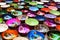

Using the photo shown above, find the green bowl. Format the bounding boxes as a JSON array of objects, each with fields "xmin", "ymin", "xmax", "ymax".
[
  {"xmin": 11, "ymin": 11, "xmax": 22, "ymax": 16},
  {"xmin": 0, "ymin": 10, "xmax": 7, "ymax": 14},
  {"xmin": 36, "ymin": 4, "xmax": 44, "ymax": 8},
  {"xmin": 0, "ymin": 18, "xmax": 3, "ymax": 23},
  {"xmin": 50, "ymin": 10, "xmax": 60, "ymax": 16},
  {"xmin": 25, "ymin": 18, "xmax": 39, "ymax": 26},
  {"xmin": 29, "ymin": 1, "xmax": 37, "ymax": 5}
]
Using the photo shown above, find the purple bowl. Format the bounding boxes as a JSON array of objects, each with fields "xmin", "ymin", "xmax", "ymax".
[
  {"xmin": 18, "ymin": 24, "xmax": 30, "ymax": 34},
  {"xmin": 44, "ymin": 14, "xmax": 57, "ymax": 19}
]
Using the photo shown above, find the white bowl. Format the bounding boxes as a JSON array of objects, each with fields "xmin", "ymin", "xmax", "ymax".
[
  {"xmin": 0, "ymin": 24, "xmax": 8, "ymax": 32},
  {"xmin": 53, "ymin": 0, "xmax": 60, "ymax": 2},
  {"xmin": 0, "ymin": 2, "xmax": 6, "ymax": 5},
  {"xmin": 1, "ymin": 5, "xmax": 10, "ymax": 8},
  {"xmin": 36, "ymin": 2, "xmax": 44, "ymax": 4}
]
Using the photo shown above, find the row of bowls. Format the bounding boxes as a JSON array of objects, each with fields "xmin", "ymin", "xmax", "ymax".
[{"xmin": 0, "ymin": 1, "xmax": 60, "ymax": 40}]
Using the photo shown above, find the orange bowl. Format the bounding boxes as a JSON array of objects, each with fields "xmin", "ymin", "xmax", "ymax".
[
  {"xmin": 1, "ymin": 29, "xmax": 18, "ymax": 40},
  {"xmin": 56, "ymin": 25, "xmax": 60, "ymax": 31},
  {"xmin": 54, "ymin": 17, "xmax": 60, "ymax": 24}
]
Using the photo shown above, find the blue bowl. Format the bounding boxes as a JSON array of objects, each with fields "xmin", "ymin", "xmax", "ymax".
[
  {"xmin": 35, "ymin": 15, "xmax": 46, "ymax": 21},
  {"xmin": 29, "ymin": 6, "xmax": 39, "ymax": 11},
  {"xmin": 2, "ymin": 14, "xmax": 13, "ymax": 20},
  {"xmin": 28, "ymin": 30, "xmax": 44, "ymax": 40}
]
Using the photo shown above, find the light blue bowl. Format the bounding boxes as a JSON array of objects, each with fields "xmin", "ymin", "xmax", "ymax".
[{"xmin": 29, "ymin": 6, "xmax": 39, "ymax": 11}]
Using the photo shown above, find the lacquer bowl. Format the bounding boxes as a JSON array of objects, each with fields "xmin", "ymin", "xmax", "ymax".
[
  {"xmin": 6, "ymin": 18, "xmax": 20, "ymax": 27},
  {"xmin": 27, "ymin": 30, "xmax": 44, "ymax": 40},
  {"xmin": 1, "ymin": 29, "xmax": 18, "ymax": 40}
]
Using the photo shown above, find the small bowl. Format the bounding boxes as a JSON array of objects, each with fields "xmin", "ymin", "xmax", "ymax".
[
  {"xmin": 0, "ymin": 2, "xmax": 6, "ymax": 5},
  {"xmin": 44, "ymin": 19, "xmax": 56, "ymax": 27},
  {"xmin": 44, "ymin": 14, "xmax": 57, "ymax": 19},
  {"xmin": 27, "ymin": 30, "xmax": 44, "ymax": 40},
  {"xmin": 35, "ymin": 15, "xmax": 46, "ymax": 21},
  {"xmin": 25, "ymin": 18, "xmax": 39, "ymax": 26},
  {"xmin": 48, "ymin": 31, "xmax": 60, "ymax": 40},
  {"xmin": 6, "ymin": 18, "xmax": 20, "ymax": 27},
  {"xmin": 1, "ymin": 5, "xmax": 10, "ymax": 8},
  {"xmin": 54, "ymin": 17, "xmax": 60, "ymax": 24},
  {"xmin": 0, "ymin": 24, "xmax": 8, "ymax": 32},
  {"xmin": 29, "ymin": 6, "xmax": 39, "ymax": 11},
  {"xmin": 18, "ymin": 24, "xmax": 30, "ymax": 34},
  {"xmin": 2, "ymin": 14, "xmax": 13, "ymax": 20},
  {"xmin": 1, "ymin": 29, "xmax": 18, "ymax": 40},
  {"xmin": 11, "ymin": 11, "xmax": 22, "ymax": 16},
  {"xmin": 37, "ymin": 11, "xmax": 45, "ymax": 15}
]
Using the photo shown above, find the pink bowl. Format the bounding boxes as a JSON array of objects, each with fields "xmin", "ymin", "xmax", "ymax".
[
  {"xmin": 6, "ymin": 18, "xmax": 20, "ymax": 27},
  {"xmin": 18, "ymin": 24, "xmax": 30, "ymax": 34}
]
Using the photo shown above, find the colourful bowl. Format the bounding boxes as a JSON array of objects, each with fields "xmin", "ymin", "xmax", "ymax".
[
  {"xmin": 0, "ymin": 10, "xmax": 7, "ymax": 14},
  {"xmin": 7, "ymin": 7, "xmax": 15, "ymax": 12},
  {"xmin": 11, "ymin": 11, "xmax": 22, "ymax": 16},
  {"xmin": 35, "ymin": 15, "xmax": 46, "ymax": 21},
  {"xmin": 56, "ymin": 25, "xmax": 60, "ymax": 31},
  {"xmin": 29, "ymin": 6, "xmax": 39, "ymax": 11},
  {"xmin": 13, "ymin": 0, "xmax": 19, "ymax": 2},
  {"xmin": 27, "ymin": 11, "xmax": 36, "ymax": 17},
  {"xmin": 1, "ymin": 4, "xmax": 10, "ymax": 8},
  {"xmin": 25, "ymin": 18, "xmax": 39, "ymax": 26},
  {"xmin": 17, "ymin": 15, "xmax": 26, "ymax": 20},
  {"xmin": 36, "ymin": 4, "xmax": 44, "ymax": 8},
  {"xmin": 20, "ymin": 2, "xmax": 25, "ymax": 5},
  {"xmin": 44, "ymin": 14, "xmax": 57, "ymax": 19},
  {"xmin": 48, "ymin": 31, "xmax": 60, "ymax": 40},
  {"xmin": 41, "ymin": 8, "xmax": 50, "ymax": 12},
  {"xmin": 44, "ymin": 20, "xmax": 56, "ymax": 27},
  {"xmin": 54, "ymin": 17, "xmax": 60, "ymax": 24},
  {"xmin": 0, "ymin": 18, "xmax": 3, "ymax": 23},
  {"xmin": 35, "ymin": 24, "xmax": 49, "ymax": 33},
  {"xmin": 18, "ymin": 6, "xmax": 24, "ymax": 9},
  {"xmin": 53, "ymin": 0, "xmax": 60, "ymax": 2},
  {"xmin": 56, "ymin": 5, "xmax": 60, "ymax": 8},
  {"xmin": 2, "ymin": 14, "xmax": 13, "ymax": 20},
  {"xmin": 50, "ymin": 10, "xmax": 60, "ymax": 16},
  {"xmin": 37, "ymin": 11, "xmax": 45, "ymax": 15},
  {"xmin": 1, "ymin": 29, "xmax": 18, "ymax": 40},
  {"xmin": 5, "ymin": 1, "xmax": 13, "ymax": 3},
  {"xmin": 29, "ymin": 1, "xmax": 37, "ymax": 5},
  {"xmin": 18, "ymin": 24, "xmax": 30, "ymax": 34},
  {"xmin": 28, "ymin": 30, "xmax": 44, "ymax": 40},
  {"xmin": 21, "ymin": 9, "xmax": 28, "ymax": 13},
  {"xmin": 0, "ymin": 2, "xmax": 6, "ymax": 5},
  {"xmin": 6, "ymin": 18, "xmax": 20, "ymax": 27},
  {"xmin": 48, "ymin": 6, "xmax": 58, "ymax": 10},
  {"xmin": 0, "ymin": 24, "xmax": 8, "ymax": 32},
  {"xmin": 11, "ymin": 3, "xmax": 18, "ymax": 8},
  {"xmin": 36, "ymin": 2, "xmax": 44, "ymax": 4}
]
